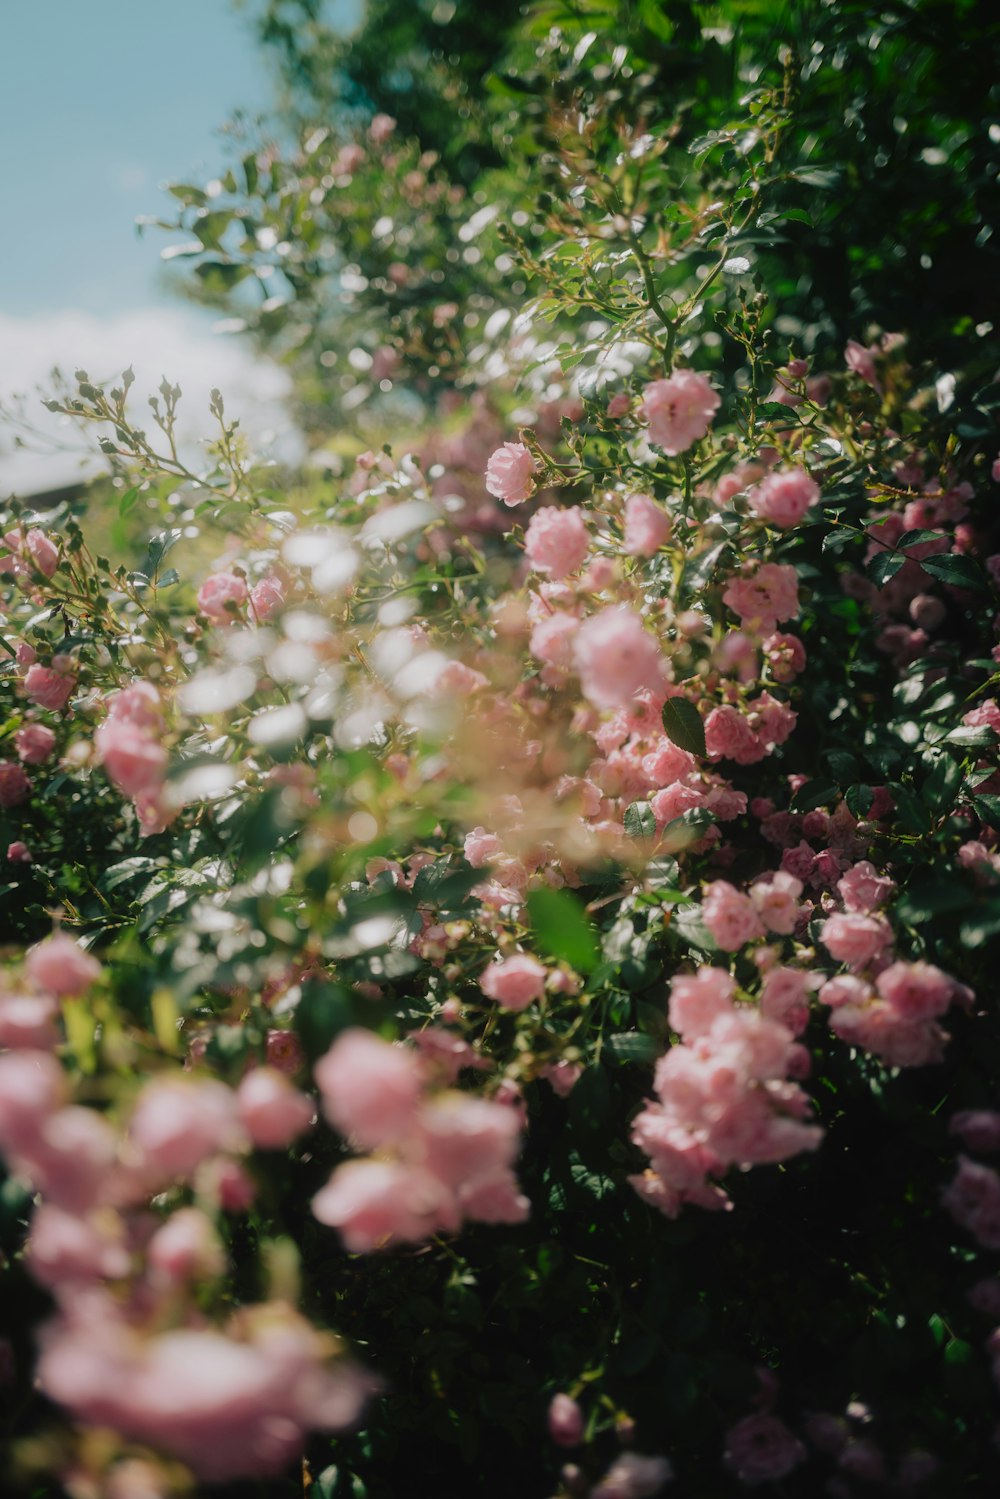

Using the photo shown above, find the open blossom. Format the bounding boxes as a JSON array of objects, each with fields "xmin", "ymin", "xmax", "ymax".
[
  {"xmin": 485, "ymin": 442, "xmax": 537, "ymax": 505},
  {"xmin": 837, "ymin": 861, "xmax": 895, "ymax": 912},
  {"xmin": 722, "ymin": 563, "xmax": 800, "ymax": 636},
  {"xmin": 237, "ymin": 1067, "xmax": 314, "ymax": 1149},
  {"xmin": 623, "ymin": 493, "xmax": 672, "ymax": 556},
  {"xmin": 197, "ymin": 571, "xmax": 248, "ymax": 624},
  {"xmin": 638, "ymin": 369, "xmax": 720, "ymax": 455},
  {"xmin": 26, "ymin": 933, "xmax": 102, "ymax": 999},
  {"xmin": 943, "ymin": 1157, "xmax": 1000, "ymax": 1249},
  {"xmin": 14, "ymin": 723, "xmax": 56, "ymax": 764},
  {"xmin": 747, "ymin": 466, "xmax": 820, "ymax": 528},
  {"xmin": 724, "ymin": 1414, "xmax": 806, "ymax": 1485},
  {"xmin": 702, "ymin": 881, "xmax": 764, "ymax": 951},
  {"xmin": 0, "ymin": 761, "xmax": 31, "ymax": 807},
  {"xmin": 23, "ymin": 663, "xmax": 75, "ymax": 712},
  {"xmin": 548, "ymin": 1392, "xmax": 584, "ymax": 1447},
  {"xmin": 750, "ymin": 871, "xmax": 803, "ymax": 935},
  {"xmin": 573, "ymin": 606, "xmax": 665, "ymax": 709},
  {"xmin": 523, "ymin": 506, "xmax": 590, "ymax": 577},
  {"xmin": 315, "ymin": 1028, "xmax": 423, "ymax": 1149},
  {"xmin": 705, "ymin": 705, "xmax": 764, "ymax": 764},
  {"xmin": 668, "ymin": 968, "xmax": 735, "ymax": 1039},
  {"xmin": 820, "ymin": 912, "xmax": 893, "ymax": 970},
  {"xmin": 845, "ymin": 338, "xmax": 881, "ymax": 392},
  {"xmin": 3, "ymin": 526, "xmax": 59, "ymax": 579},
  {"xmin": 763, "ymin": 632, "xmax": 806, "ymax": 683},
  {"xmin": 250, "ymin": 575, "xmax": 285, "ymax": 620},
  {"xmin": 128, "ymin": 1076, "xmax": 243, "ymax": 1181},
  {"xmin": 480, "ymin": 953, "xmax": 547, "ymax": 1011},
  {"xmin": 96, "ymin": 720, "xmax": 168, "ymax": 800}
]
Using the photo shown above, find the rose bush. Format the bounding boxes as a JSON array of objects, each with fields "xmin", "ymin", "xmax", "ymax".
[{"xmin": 2, "ymin": 3, "xmax": 1000, "ymax": 1497}]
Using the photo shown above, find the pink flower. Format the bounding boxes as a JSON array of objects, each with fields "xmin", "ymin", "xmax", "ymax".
[
  {"xmin": 314, "ymin": 1028, "xmax": 423, "ymax": 1149},
  {"xmin": 147, "ymin": 1207, "xmax": 225, "ymax": 1284},
  {"xmin": 250, "ymin": 575, "xmax": 285, "ymax": 620},
  {"xmin": 464, "ymin": 827, "xmax": 503, "ymax": 867},
  {"xmin": 747, "ymin": 466, "xmax": 820, "ymax": 528},
  {"xmin": 197, "ymin": 571, "xmax": 248, "ymax": 624},
  {"xmin": 992, "ymin": 455, "xmax": 1000, "ymax": 484},
  {"xmin": 950, "ymin": 1110, "xmax": 1000, "ymax": 1153},
  {"xmin": 0, "ymin": 761, "xmax": 31, "ymax": 808},
  {"xmin": 313, "ymin": 1159, "xmax": 455, "ymax": 1249},
  {"xmin": 485, "ymin": 442, "xmax": 537, "ymax": 506},
  {"xmin": 237, "ymin": 1067, "xmax": 314, "ymax": 1149},
  {"xmin": 3, "ymin": 526, "xmax": 59, "ymax": 579},
  {"xmin": 95, "ymin": 719, "xmax": 168, "ymax": 800},
  {"xmin": 702, "ymin": 880, "xmax": 764, "ymax": 951},
  {"xmin": 369, "ymin": 112, "xmax": 396, "ymax": 142},
  {"xmin": 607, "ymin": 392, "xmax": 632, "ymax": 419},
  {"xmin": 523, "ymin": 506, "xmax": 590, "ymax": 577},
  {"xmin": 592, "ymin": 1452, "xmax": 673, "ymax": 1498},
  {"xmin": 820, "ymin": 912, "xmax": 893, "ymax": 970},
  {"xmin": 638, "ymin": 370, "xmax": 720, "ymax": 455},
  {"xmin": 750, "ymin": 871, "xmax": 803, "ymax": 935},
  {"xmin": 26, "ymin": 933, "xmax": 101, "ymax": 998},
  {"xmin": 0, "ymin": 993, "xmax": 57, "ymax": 1048},
  {"xmin": 704, "ymin": 705, "xmax": 764, "ymax": 764},
  {"xmin": 763, "ymin": 632, "xmax": 806, "ymax": 683},
  {"xmin": 837, "ymin": 861, "xmax": 895, "ymax": 913},
  {"xmin": 480, "ymin": 953, "xmax": 547, "ymax": 1011},
  {"xmin": 530, "ymin": 611, "xmax": 578, "ymax": 670},
  {"xmin": 942, "ymin": 1157, "xmax": 1000, "ymax": 1249},
  {"xmin": 668, "ymin": 968, "xmax": 735, "ymax": 1039},
  {"xmin": 875, "ymin": 960, "xmax": 953, "ymax": 1019},
  {"xmin": 845, "ymin": 338, "xmax": 881, "ymax": 393},
  {"xmin": 23, "ymin": 664, "xmax": 75, "ymax": 712},
  {"xmin": 724, "ymin": 1414, "xmax": 806, "ymax": 1485},
  {"xmin": 759, "ymin": 967, "xmax": 812, "ymax": 1035},
  {"xmin": 573, "ymin": 606, "xmax": 665, "ymax": 709},
  {"xmin": 129, "ymin": 1076, "xmax": 242, "ymax": 1181},
  {"xmin": 548, "ymin": 1392, "xmax": 584, "ymax": 1447},
  {"xmin": 623, "ymin": 493, "xmax": 672, "ymax": 557},
  {"xmin": 107, "ymin": 681, "xmax": 164, "ymax": 731},
  {"xmin": 14, "ymin": 723, "xmax": 56, "ymax": 764},
  {"xmin": 723, "ymin": 563, "xmax": 800, "ymax": 636},
  {"xmin": 6, "ymin": 841, "xmax": 32, "ymax": 865}
]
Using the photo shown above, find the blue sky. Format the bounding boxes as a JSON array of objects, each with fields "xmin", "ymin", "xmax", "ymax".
[
  {"xmin": 0, "ymin": 1, "xmax": 356, "ymax": 492},
  {"xmin": 0, "ymin": 0, "xmax": 309, "ymax": 316}
]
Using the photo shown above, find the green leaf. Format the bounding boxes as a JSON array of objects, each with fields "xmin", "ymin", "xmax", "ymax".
[
  {"xmin": 946, "ymin": 725, "xmax": 997, "ymax": 748},
  {"xmin": 624, "ymin": 801, "xmax": 656, "ymax": 839},
  {"xmin": 973, "ymin": 794, "xmax": 1000, "ymax": 829},
  {"xmin": 604, "ymin": 1031, "xmax": 659, "ymax": 1065},
  {"xmin": 661, "ymin": 698, "xmax": 706, "ymax": 757},
  {"xmin": 117, "ymin": 486, "xmax": 141, "ymax": 518},
  {"xmin": 919, "ymin": 552, "xmax": 989, "ymax": 592},
  {"xmin": 867, "ymin": 550, "xmax": 906, "ymax": 588},
  {"xmin": 921, "ymin": 754, "xmax": 961, "ymax": 812},
  {"xmin": 526, "ymin": 887, "xmax": 600, "ymax": 974},
  {"xmin": 896, "ymin": 881, "xmax": 972, "ymax": 925}
]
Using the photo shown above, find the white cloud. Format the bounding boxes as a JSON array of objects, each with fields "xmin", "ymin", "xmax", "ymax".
[{"xmin": 0, "ymin": 307, "xmax": 300, "ymax": 498}]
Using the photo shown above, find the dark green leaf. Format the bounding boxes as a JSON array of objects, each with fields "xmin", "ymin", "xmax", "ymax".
[
  {"xmin": 526, "ymin": 887, "xmax": 600, "ymax": 974},
  {"xmin": 661, "ymin": 698, "xmax": 706, "ymax": 757}
]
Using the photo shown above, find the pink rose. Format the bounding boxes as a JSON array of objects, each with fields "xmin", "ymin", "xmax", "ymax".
[
  {"xmin": 523, "ymin": 506, "xmax": 590, "ymax": 577},
  {"xmin": 314, "ymin": 1028, "xmax": 423, "ymax": 1148},
  {"xmin": 95, "ymin": 719, "xmax": 168, "ymax": 800},
  {"xmin": 763, "ymin": 632, "xmax": 806, "ymax": 683},
  {"xmin": 722, "ymin": 563, "xmax": 800, "ymax": 636},
  {"xmin": 3, "ymin": 527, "xmax": 59, "ymax": 579},
  {"xmin": 573, "ymin": 606, "xmax": 665, "ymax": 709},
  {"xmin": 724, "ymin": 1414, "xmax": 806, "ymax": 1485},
  {"xmin": 668, "ymin": 968, "xmax": 735, "ymax": 1039},
  {"xmin": 480, "ymin": 953, "xmax": 547, "ymax": 1011},
  {"xmin": 14, "ymin": 723, "xmax": 56, "ymax": 764},
  {"xmin": 874, "ymin": 960, "xmax": 953, "ymax": 1020},
  {"xmin": 485, "ymin": 442, "xmax": 537, "ymax": 506},
  {"xmin": 25, "ymin": 933, "xmax": 101, "ymax": 998},
  {"xmin": 845, "ymin": 338, "xmax": 881, "ymax": 393},
  {"xmin": 197, "ymin": 571, "xmax": 248, "ymax": 624},
  {"xmin": 129, "ymin": 1076, "xmax": 242, "ymax": 1181},
  {"xmin": 250, "ymin": 575, "xmax": 285, "ymax": 621},
  {"xmin": 623, "ymin": 493, "xmax": 672, "ymax": 557},
  {"xmin": 6, "ymin": 840, "xmax": 32, "ymax": 864},
  {"xmin": 548, "ymin": 1393, "xmax": 584, "ymax": 1447},
  {"xmin": 820, "ymin": 912, "xmax": 893, "ymax": 971},
  {"xmin": 837, "ymin": 861, "xmax": 895, "ymax": 913},
  {"xmin": 702, "ymin": 880, "xmax": 764, "ymax": 951},
  {"xmin": 0, "ymin": 762, "xmax": 31, "ymax": 808},
  {"xmin": 747, "ymin": 466, "xmax": 820, "ymax": 528},
  {"xmin": 23, "ymin": 664, "xmax": 75, "ymax": 712},
  {"xmin": 638, "ymin": 369, "xmax": 720, "ymax": 455},
  {"xmin": 237, "ymin": 1067, "xmax": 314, "ymax": 1149}
]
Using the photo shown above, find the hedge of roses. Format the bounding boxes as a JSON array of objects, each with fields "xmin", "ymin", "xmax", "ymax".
[{"xmin": 2, "ymin": 4, "xmax": 1000, "ymax": 1497}]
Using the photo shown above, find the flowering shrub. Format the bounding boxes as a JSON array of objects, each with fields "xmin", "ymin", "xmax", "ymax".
[{"xmin": 3, "ymin": 4, "xmax": 1000, "ymax": 1497}]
